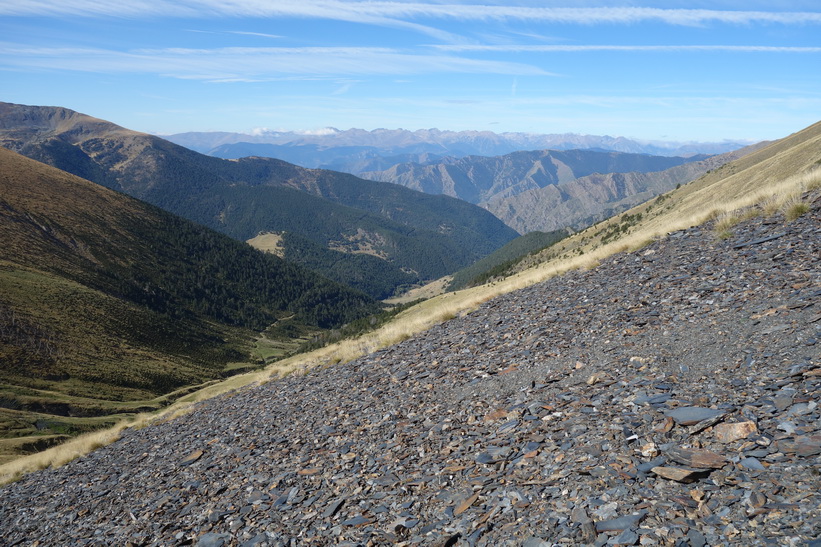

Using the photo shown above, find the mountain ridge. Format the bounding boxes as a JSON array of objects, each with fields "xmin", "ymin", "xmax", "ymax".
[
  {"xmin": 166, "ymin": 127, "xmax": 748, "ymax": 163},
  {"xmin": 362, "ymin": 148, "xmax": 708, "ymax": 205},
  {"xmin": 482, "ymin": 146, "xmax": 762, "ymax": 234},
  {"xmin": 165, "ymin": 127, "xmax": 748, "ymax": 177},
  {"xmin": 0, "ymin": 102, "xmax": 518, "ymax": 298}
]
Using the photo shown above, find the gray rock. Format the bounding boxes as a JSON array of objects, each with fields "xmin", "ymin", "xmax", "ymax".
[
  {"xmin": 196, "ymin": 533, "xmax": 231, "ymax": 547},
  {"xmin": 595, "ymin": 510, "xmax": 648, "ymax": 532},
  {"xmin": 663, "ymin": 407, "xmax": 725, "ymax": 425},
  {"xmin": 607, "ymin": 527, "xmax": 639, "ymax": 545}
]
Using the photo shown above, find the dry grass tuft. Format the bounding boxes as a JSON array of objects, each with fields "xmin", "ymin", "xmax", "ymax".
[
  {"xmin": 713, "ymin": 211, "xmax": 742, "ymax": 238},
  {"xmin": 0, "ymin": 422, "xmax": 131, "ymax": 485},
  {"xmin": 782, "ymin": 195, "xmax": 810, "ymax": 221}
]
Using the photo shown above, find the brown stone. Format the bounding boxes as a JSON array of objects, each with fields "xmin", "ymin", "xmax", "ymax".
[
  {"xmin": 454, "ymin": 492, "xmax": 480, "ymax": 516},
  {"xmin": 180, "ymin": 449, "xmax": 204, "ymax": 466},
  {"xmin": 665, "ymin": 446, "xmax": 727, "ymax": 469},
  {"xmin": 652, "ymin": 466, "xmax": 703, "ymax": 483},
  {"xmin": 713, "ymin": 421, "xmax": 757, "ymax": 443},
  {"xmin": 776, "ymin": 435, "xmax": 821, "ymax": 456},
  {"xmin": 484, "ymin": 409, "xmax": 509, "ymax": 422}
]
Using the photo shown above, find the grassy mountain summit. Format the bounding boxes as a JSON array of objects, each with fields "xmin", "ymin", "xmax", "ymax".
[
  {"xmin": 0, "ymin": 146, "xmax": 379, "ymax": 460},
  {"xmin": 0, "ymin": 102, "xmax": 519, "ymax": 297}
]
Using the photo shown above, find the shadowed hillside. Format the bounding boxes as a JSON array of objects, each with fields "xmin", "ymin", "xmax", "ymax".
[
  {"xmin": 0, "ymin": 102, "xmax": 519, "ymax": 297},
  {"xmin": 0, "ymin": 146, "xmax": 378, "ymax": 461}
]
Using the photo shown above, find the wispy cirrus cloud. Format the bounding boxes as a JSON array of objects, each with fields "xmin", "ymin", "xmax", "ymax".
[
  {"xmin": 432, "ymin": 44, "xmax": 821, "ymax": 53},
  {"xmin": 3, "ymin": 2, "xmax": 820, "ymax": 27},
  {"xmin": 226, "ymin": 31, "xmax": 284, "ymax": 39},
  {"xmin": 184, "ymin": 30, "xmax": 283, "ymax": 39},
  {"xmin": 0, "ymin": 44, "xmax": 553, "ymax": 79}
]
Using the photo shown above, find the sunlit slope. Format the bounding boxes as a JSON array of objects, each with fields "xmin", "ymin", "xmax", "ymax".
[{"xmin": 344, "ymin": 118, "xmax": 821, "ymax": 355}]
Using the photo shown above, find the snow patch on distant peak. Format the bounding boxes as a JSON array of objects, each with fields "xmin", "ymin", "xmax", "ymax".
[
  {"xmin": 295, "ymin": 127, "xmax": 340, "ymax": 136},
  {"xmin": 249, "ymin": 127, "xmax": 274, "ymax": 136}
]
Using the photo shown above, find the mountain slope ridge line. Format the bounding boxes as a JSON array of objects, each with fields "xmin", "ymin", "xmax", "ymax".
[
  {"xmin": 0, "ymin": 183, "xmax": 818, "ymax": 544},
  {"xmin": 1, "ymin": 118, "xmax": 818, "ymax": 485},
  {"xmin": 0, "ymin": 101, "xmax": 519, "ymax": 298}
]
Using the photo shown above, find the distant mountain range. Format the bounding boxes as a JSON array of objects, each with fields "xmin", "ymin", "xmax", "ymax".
[
  {"xmin": 0, "ymin": 102, "xmax": 518, "ymax": 299},
  {"xmin": 164, "ymin": 128, "xmax": 750, "ymax": 174},
  {"xmin": 364, "ymin": 146, "xmax": 762, "ymax": 234},
  {"xmin": 481, "ymin": 148, "xmax": 760, "ymax": 233},
  {"xmin": 362, "ymin": 149, "xmax": 707, "ymax": 205},
  {"xmin": 163, "ymin": 126, "xmax": 757, "ymax": 237}
]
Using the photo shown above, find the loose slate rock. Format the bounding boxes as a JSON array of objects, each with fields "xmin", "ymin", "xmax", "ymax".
[
  {"xmin": 665, "ymin": 446, "xmax": 728, "ymax": 469},
  {"xmin": 776, "ymin": 435, "xmax": 821, "ymax": 456},
  {"xmin": 713, "ymin": 421, "xmax": 757, "ymax": 443},
  {"xmin": 180, "ymin": 449, "xmax": 204, "ymax": 466},
  {"xmin": 608, "ymin": 527, "xmax": 639, "ymax": 546},
  {"xmin": 595, "ymin": 510, "xmax": 647, "ymax": 532},
  {"xmin": 196, "ymin": 532, "xmax": 230, "ymax": 547},
  {"xmin": 664, "ymin": 407, "xmax": 725, "ymax": 426},
  {"xmin": 651, "ymin": 466, "xmax": 706, "ymax": 483},
  {"xmin": 323, "ymin": 498, "xmax": 345, "ymax": 518},
  {"xmin": 454, "ymin": 491, "xmax": 481, "ymax": 516}
]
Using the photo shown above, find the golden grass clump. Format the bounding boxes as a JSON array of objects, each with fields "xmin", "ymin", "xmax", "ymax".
[
  {"xmin": 782, "ymin": 194, "xmax": 810, "ymax": 221},
  {"xmin": 713, "ymin": 211, "xmax": 742, "ymax": 238},
  {"xmin": 0, "ymin": 421, "xmax": 131, "ymax": 485}
]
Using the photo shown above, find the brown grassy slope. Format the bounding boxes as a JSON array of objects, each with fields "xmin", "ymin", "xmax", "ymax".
[
  {"xmin": 0, "ymin": 144, "xmax": 147, "ymax": 273},
  {"xmin": 0, "ymin": 147, "xmax": 254, "ymax": 460}
]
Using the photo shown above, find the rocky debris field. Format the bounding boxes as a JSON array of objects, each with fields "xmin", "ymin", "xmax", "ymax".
[{"xmin": 1, "ymin": 192, "xmax": 819, "ymax": 547}]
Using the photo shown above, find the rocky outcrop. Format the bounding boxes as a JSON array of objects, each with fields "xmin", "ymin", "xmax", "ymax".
[
  {"xmin": 482, "ymin": 159, "xmax": 719, "ymax": 234},
  {"xmin": 364, "ymin": 147, "xmax": 761, "ymax": 235}
]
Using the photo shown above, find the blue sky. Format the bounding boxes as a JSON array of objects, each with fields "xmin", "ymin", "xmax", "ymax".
[{"xmin": 1, "ymin": 1, "xmax": 820, "ymax": 142}]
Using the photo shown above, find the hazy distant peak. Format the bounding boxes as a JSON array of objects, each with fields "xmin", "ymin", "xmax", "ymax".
[{"xmin": 167, "ymin": 126, "xmax": 748, "ymax": 157}]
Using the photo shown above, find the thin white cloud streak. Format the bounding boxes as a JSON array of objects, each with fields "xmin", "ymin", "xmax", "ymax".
[
  {"xmin": 433, "ymin": 44, "xmax": 821, "ymax": 53},
  {"xmin": 3, "ymin": 2, "xmax": 821, "ymax": 26},
  {"xmin": 0, "ymin": 44, "xmax": 552, "ymax": 78},
  {"xmin": 228, "ymin": 31, "xmax": 283, "ymax": 39}
]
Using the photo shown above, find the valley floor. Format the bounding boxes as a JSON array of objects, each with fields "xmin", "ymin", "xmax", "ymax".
[{"xmin": 0, "ymin": 193, "xmax": 819, "ymax": 546}]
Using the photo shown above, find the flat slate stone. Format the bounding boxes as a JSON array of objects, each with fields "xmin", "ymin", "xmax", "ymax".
[
  {"xmin": 665, "ymin": 446, "xmax": 727, "ymax": 469},
  {"xmin": 713, "ymin": 421, "xmax": 757, "ymax": 443},
  {"xmin": 180, "ymin": 449, "xmax": 205, "ymax": 466},
  {"xmin": 739, "ymin": 457, "xmax": 766, "ymax": 471},
  {"xmin": 652, "ymin": 466, "xmax": 706, "ymax": 483},
  {"xmin": 664, "ymin": 407, "xmax": 725, "ymax": 426},
  {"xmin": 595, "ymin": 510, "xmax": 647, "ymax": 532},
  {"xmin": 776, "ymin": 435, "xmax": 821, "ymax": 456}
]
